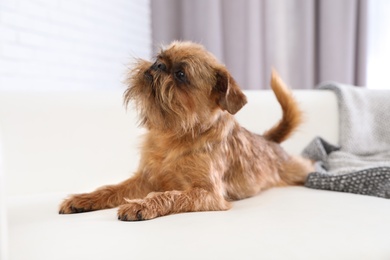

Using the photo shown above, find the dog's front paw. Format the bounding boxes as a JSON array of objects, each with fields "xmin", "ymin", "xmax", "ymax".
[
  {"xmin": 117, "ymin": 199, "xmax": 158, "ymax": 221},
  {"xmin": 59, "ymin": 194, "xmax": 96, "ymax": 214}
]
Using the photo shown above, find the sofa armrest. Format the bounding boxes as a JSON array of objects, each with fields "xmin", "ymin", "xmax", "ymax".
[{"xmin": 0, "ymin": 147, "xmax": 8, "ymax": 260}]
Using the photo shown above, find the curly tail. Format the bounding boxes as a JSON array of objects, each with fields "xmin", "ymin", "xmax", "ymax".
[{"xmin": 263, "ymin": 69, "xmax": 302, "ymax": 144}]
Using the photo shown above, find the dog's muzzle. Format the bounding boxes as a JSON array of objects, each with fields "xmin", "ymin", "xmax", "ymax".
[
  {"xmin": 144, "ymin": 62, "xmax": 167, "ymax": 82},
  {"xmin": 144, "ymin": 69, "xmax": 153, "ymax": 82}
]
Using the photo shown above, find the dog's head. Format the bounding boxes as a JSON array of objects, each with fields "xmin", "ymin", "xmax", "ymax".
[{"xmin": 124, "ymin": 41, "xmax": 247, "ymax": 135}]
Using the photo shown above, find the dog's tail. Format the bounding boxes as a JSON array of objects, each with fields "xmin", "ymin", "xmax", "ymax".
[{"xmin": 263, "ymin": 69, "xmax": 302, "ymax": 144}]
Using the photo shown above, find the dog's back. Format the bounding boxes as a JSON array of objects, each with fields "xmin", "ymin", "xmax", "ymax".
[{"xmin": 263, "ymin": 70, "xmax": 302, "ymax": 144}]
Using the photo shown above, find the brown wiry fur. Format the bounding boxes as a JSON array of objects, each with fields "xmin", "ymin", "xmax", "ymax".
[
  {"xmin": 59, "ymin": 41, "xmax": 314, "ymax": 221},
  {"xmin": 263, "ymin": 69, "xmax": 303, "ymax": 143}
]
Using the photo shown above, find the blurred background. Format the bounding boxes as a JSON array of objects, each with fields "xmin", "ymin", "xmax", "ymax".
[{"xmin": 0, "ymin": 0, "xmax": 388, "ymax": 91}]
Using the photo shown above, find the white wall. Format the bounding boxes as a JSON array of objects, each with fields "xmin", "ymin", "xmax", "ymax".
[{"xmin": 0, "ymin": 0, "xmax": 152, "ymax": 91}]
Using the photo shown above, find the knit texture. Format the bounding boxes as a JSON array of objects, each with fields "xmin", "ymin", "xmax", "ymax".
[{"xmin": 303, "ymin": 83, "xmax": 390, "ymax": 198}]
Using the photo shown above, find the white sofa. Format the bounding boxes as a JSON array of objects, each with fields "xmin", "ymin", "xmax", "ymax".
[{"xmin": 1, "ymin": 90, "xmax": 389, "ymax": 260}]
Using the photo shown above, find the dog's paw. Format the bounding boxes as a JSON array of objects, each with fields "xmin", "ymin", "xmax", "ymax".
[
  {"xmin": 117, "ymin": 199, "xmax": 158, "ymax": 221},
  {"xmin": 59, "ymin": 194, "xmax": 96, "ymax": 214}
]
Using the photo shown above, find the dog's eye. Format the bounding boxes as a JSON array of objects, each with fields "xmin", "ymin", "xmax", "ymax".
[{"xmin": 174, "ymin": 70, "xmax": 186, "ymax": 82}]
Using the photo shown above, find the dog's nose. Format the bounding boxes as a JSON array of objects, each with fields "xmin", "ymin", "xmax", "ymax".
[
  {"xmin": 151, "ymin": 62, "xmax": 167, "ymax": 72},
  {"xmin": 144, "ymin": 69, "xmax": 153, "ymax": 82}
]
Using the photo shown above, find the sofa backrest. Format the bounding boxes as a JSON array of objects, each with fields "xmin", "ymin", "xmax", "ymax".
[
  {"xmin": 236, "ymin": 90, "xmax": 339, "ymax": 155},
  {"xmin": 0, "ymin": 90, "xmax": 338, "ymax": 195}
]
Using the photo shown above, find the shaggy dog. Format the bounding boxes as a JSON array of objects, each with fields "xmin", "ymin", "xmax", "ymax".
[{"xmin": 59, "ymin": 41, "xmax": 314, "ymax": 221}]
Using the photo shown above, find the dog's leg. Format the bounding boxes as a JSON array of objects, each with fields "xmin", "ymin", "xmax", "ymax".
[
  {"xmin": 59, "ymin": 174, "xmax": 151, "ymax": 214},
  {"xmin": 117, "ymin": 188, "xmax": 231, "ymax": 221}
]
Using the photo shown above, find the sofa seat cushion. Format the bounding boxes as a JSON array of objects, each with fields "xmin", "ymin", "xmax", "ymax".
[{"xmin": 8, "ymin": 187, "xmax": 390, "ymax": 260}]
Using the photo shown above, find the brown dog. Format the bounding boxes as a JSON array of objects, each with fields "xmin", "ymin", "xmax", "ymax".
[{"xmin": 59, "ymin": 41, "xmax": 314, "ymax": 221}]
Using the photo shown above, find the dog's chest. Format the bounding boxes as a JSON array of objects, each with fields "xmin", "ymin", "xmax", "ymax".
[{"xmin": 139, "ymin": 138, "xmax": 200, "ymax": 186}]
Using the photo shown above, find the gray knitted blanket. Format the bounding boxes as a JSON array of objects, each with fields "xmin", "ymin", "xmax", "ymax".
[{"xmin": 302, "ymin": 83, "xmax": 390, "ymax": 198}]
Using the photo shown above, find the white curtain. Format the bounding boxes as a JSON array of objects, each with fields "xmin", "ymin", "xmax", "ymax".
[
  {"xmin": 152, "ymin": 0, "xmax": 368, "ymax": 89},
  {"xmin": 366, "ymin": 0, "xmax": 390, "ymax": 89}
]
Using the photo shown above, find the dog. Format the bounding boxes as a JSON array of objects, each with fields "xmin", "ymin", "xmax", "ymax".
[{"xmin": 59, "ymin": 41, "xmax": 314, "ymax": 221}]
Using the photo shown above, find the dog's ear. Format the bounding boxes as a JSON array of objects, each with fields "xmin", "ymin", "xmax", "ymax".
[{"xmin": 214, "ymin": 68, "xmax": 247, "ymax": 114}]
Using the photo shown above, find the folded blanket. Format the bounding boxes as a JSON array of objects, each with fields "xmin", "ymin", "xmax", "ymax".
[{"xmin": 303, "ymin": 83, "xmax": 390, "ymax": 198}]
